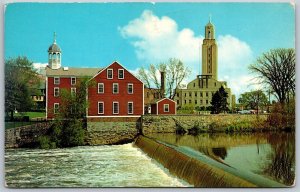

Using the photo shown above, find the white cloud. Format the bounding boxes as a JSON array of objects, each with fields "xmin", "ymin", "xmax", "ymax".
[
  {"xmin": 121, "ymin": 10, "xmax": 256, "ymax": 97},
  {"xmin": 33, "ymin": 63, "xmax": 48, "ymax": 75},
  {"xmin": 119, "ymin": 10, "xmax": 203, "ymax": 68}
]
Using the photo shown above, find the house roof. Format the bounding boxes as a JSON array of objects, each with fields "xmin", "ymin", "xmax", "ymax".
[
  {"xmin": 150, "ymin": 98, "xmax": 176, "ymax": 104},
  {"xmin": 46, "ymin": 66, "xmax": 102, "ymax": 77}
]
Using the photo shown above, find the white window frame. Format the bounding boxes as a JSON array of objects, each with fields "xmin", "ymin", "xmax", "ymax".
[
  {"xmin": 164, "ymin": 104, "xmax": 170, "ymax": 112},
  {"xmin": 118, "ymin": 69, "xmax": 124, "ymax": 79},
  {"xmin": 107, "ymin": 69, "xmax": 113, "ymax": 79},
  {"xmin": 54, "ymin": 77, "xmax": 60, "ymax": 85},
  {"xmin": 127, "ymin": 83, "xmax": 133, "ymax": 94},
  {"xmin": 54, "ymin": 103, "xmax": 59, "ymax": 114},
  {"xmin": 128, "ymin": 102, "xmax": 133, "ymax": 114},
  {"xmin": 98, "ymin": 83, "xmax": 104, "ymax": 94},
  {"xmin": 98, "ymin": 102, "xmax": 104, "ymax": 115},
  {"xmin": 71, "ymin": 77, "xmax": 76, "ymax": 85},
  {"xmin": 54, "ymin": 87, "xmax": 59, "ymax": 97},
  {"xmin": 113, "ymin": 102, "xmax": 119, "ymax": 114},
  {"xmin": 113, "ymin": 83, "xmax": 119, "ymax": 94},
  {"xmin": 71, "ymin": 87, "xmax": 76, "ymax": 96}
]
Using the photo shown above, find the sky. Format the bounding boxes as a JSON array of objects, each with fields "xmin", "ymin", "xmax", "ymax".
[{"xmin": 4, "ymin": 2, "xmax": 295, "ymax": 97}]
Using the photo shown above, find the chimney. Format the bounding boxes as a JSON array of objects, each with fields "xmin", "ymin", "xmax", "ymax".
[{"xmin": 160, "ymin": 71, "xmax": 165, "ymax": 98}]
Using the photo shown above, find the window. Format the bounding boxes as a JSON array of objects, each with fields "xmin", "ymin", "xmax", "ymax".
[
  {"xmin": 193, "ymin": 83, "xmax": 195, "ymax": 87},
  {"xmin": 98, "ymin": 83, "xmax": 104, "ymax": 93},
  {"xmin": 200, "ymin": 92, "xmax": 203, "ymax": 97},
  {"xmin": 189, "ymin": 100, "xmax": 191, "ymax": 104},
  {"xmin": 54, "ymin": 77, "xmax": 60, "ymax": 85},
  {"xmin": 71, "ymin": 77, "xmax": 76, "ymax": 85},
  {"xmin": 200, "ymin": 100, "xmax": 203, "ymax": 104},
  {"xmin": 113, "ymin": 83, "xmax": 119, "ymax": 94},
  {"xmin": 71, "ymin": 88, "xmax": 76, "ymax": 96},
  {"xmin": 164, "ymin": 104, "xmax": 169, "ymax": 112},
  {"xmin": 54, "ymin": 103, "xmax": 59, "ymax": 114},
  {"xmin": 118, "ymin": 69, "xmax": 124, "ymax": 79},
  {"xmin": 113, "ymin": 102, "xmax": 119, "ymax": 114},
  {"xmin": 206, "ymin": 100, "xmax": 208, "ymax": 104},
  {"xmin": 54, "ymin": 87, "xmax": 59, "ymax": 97},
  {"xmin": 98, "ymin": 102, "xmax": 104, "ymax": 114},
  {"xmin": 185, "ymin": 93, "xmax": 187, "ymax": 97},
  {"xmin": 127, "ymin": 84, "xmax": 133, "ymax": 94},
  {"xmin": 195, "ymin": 100, "xmax": 197, "ymax": 104},
  {"xmin": 206, "ymin": 92, "xmax": 208, "ymax": 97},
  {"xmin": 177, "ymin": 100, "xmax": 179, "ymax": 105},
  {"xmin": 215, "ymin": 82, "xmax": 217, "ymax": 87},
  {"xmin": 107, "ymin": 69, "xmax": 113, "ymax": 79},
  {"xmin": 177, "ymin": 93, "xmax": 179, "ymax": 97},
  {"xmin": 195, "ymin": 92, "xmax": 197, "ymax": 97},
  {"xmin": 128, "ymin": 102, "xmax": 133, "ymax": 114},
  {"xmin": 189, "ymin": 92, "xmax": 192, "ymax": 97},
  {"xmin": 184, "ymin": 100, "xmax": 186, "ymax": 104}
]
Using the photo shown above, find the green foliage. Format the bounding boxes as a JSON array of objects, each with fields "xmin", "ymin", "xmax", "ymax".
[
  {"xmin": 5, "ymin": 56, "xmax": 40, "ymax": 120},
  {"xmin": 60, "ymin": 119, "xmax": 85, "ymax": 147},
  {"xmin": 238, "ymin": 90, "xmax": 268, "ymax": 110},
  {"xmin": 210, "ymin": 86, "xmax": 228, "ymax": 114},
  {"xmin": 37, "ymin": 136, "xmax": 51, "ymax": 149}
]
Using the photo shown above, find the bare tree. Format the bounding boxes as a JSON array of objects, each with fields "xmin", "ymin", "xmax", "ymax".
[
  {"xmin": 138, "ymin": 58, "xmax": 190, "ymax": 99},
  {"xmin": 249, "ymin": 48, "xmax": 295, "ymax": 104}
]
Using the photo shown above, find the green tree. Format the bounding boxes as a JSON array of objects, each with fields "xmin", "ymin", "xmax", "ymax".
[
  {"xmin": 238, "ymin": 90, "xmax": 268, "ymax": 111},
  {"xmin": 138, "ymin": 58, "xmax": 191, "ymax": 99},
  {"xmin": 40, "ymin": 78, "xmax": 95, "ymax": 148},
  {"xmin": 210, "ymin": 86, "xmax": 228, "ymax": 114},
  {"xmin": 5, "ymin": 57, "xmax": 40, "ymax": 120},
  {"xmin": 249, "ymin": 48, "xmax": 295, "ymax": 104}
]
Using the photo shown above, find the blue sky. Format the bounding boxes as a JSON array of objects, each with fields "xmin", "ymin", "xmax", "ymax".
[{"xmin": 4, "ymin": 2, "xmax": 295, "ymax": 97}]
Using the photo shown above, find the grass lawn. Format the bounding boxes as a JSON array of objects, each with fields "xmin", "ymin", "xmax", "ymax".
[
  {"xmin": 5, "ymin": 122, "xmax": 38, "ymax": 129},
  {"xmin": 14, "ymin": 112, "xmax": 46, "ymax": 119}
]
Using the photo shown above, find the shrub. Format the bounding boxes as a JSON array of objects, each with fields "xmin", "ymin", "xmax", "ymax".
[{"xmin": 37, "ymin": 136, "xmax": 50, "ymax": 149}]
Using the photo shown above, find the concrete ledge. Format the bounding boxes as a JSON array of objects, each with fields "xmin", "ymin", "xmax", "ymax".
[{"xmin": 135, "ymin": 135, "xmax": 286, "ymax": 187}]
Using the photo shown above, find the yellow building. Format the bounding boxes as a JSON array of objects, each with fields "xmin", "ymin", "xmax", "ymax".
[{"xmin": 175, "ymin": 18, "xmax": 233, "ymax": 109}]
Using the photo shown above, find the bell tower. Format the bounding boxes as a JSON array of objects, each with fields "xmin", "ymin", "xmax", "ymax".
[
  {"xmin": 201, "ymin": 16, "xmax": 218, "ymax": 80},
  {"xmin": 48, "ymin": 32, "xmax": 62, "ymax": 69}
]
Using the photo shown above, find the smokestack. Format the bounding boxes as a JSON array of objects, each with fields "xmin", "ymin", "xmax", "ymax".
[{"xmin": 160, "ymin": 71, "xmax": 165, "ymax": 98}]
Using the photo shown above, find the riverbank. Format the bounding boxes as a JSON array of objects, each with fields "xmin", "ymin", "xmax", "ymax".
[{"xmin": 141, "ymin": 114, "xmax": 281, "ymax": 135}]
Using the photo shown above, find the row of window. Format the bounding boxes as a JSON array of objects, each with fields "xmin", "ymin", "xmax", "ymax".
[
  {"xmin": 98, "ymin": 83, "xmax": 133, "ymax": 94},
  {"xmin": 98, "ymin": 102, "xmax": 133, "ymax": 115},
  {"xmin": 178, "ymin": 99, "xmax": 209, "ymax": 105},
  {"xmin": 177, "ymin": 92, "xmax": 214, "ymax": 98},
  {"xmin": 54, "ymin": 77, "xmax": 76, "ymax": 85},
  {"xmin": 107, "ymin": 68, "xmax": 124, "ymax": 79},
  {"xmin": 54, "ymin": 87, "xmax": 76, "ymax": 97}
]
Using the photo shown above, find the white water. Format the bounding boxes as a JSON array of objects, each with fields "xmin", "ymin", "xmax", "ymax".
[{"xmin": 5, "ymin": 143, "xmax": 188, "ymax": 188}]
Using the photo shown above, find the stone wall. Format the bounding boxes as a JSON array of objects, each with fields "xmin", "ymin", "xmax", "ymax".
[
  {"xmin": 142, "ymin": 114, "xmax": 269, "ymax": 134},
  {"xmin": 86, "ymin": 117, "xmax": 141, "ymax": 145},
  {"xmin": 5, "ymin": 122, "xmax": 52, "ymax": 148}
]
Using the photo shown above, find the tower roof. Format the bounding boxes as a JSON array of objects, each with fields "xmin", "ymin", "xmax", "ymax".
[
  {"xmin": 206, "ymin": 14, "xmax": 214, "ymax": 27},
  {"xmin": 48, "ymin": 32, "xmax": 61, "ymax": 53}
]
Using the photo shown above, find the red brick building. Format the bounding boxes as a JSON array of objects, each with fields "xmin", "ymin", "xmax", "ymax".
[
  {"xmin": 87, "ymin": 61, "xmax": 144, "ymax": 117},
  {"xmin": 46, "ymin": 67, "xmax": 101, "ymax": 119},
  {"xmin": 150, "ymin": 98, "xmax": 176, "ymax": 115}
]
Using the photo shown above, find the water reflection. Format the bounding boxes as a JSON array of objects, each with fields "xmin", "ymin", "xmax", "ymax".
[{"xmin": 146, "ymin": 132, "xmax": 295, "ymax": 186}]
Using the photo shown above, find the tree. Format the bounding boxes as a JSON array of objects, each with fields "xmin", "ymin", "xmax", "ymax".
[
  {"xmin": 210, "ymin": 86, "xmax": 229, "ymax": 114},
  {"xmin": 138, "ymin": 58, "xmax": 191, "ymax": 99},
  {"xmin": 5, "ymin": 57, "xmax": 40, "ymax": 120},
  {"xmin": 43, "ymin": 78, "xmax": 96, "ymax": 148},
  {"xmin": 249, "ymin": 48, "xmax": 295, "ymax": 104},
  {"xmin": 238, "ymin": 90, "xmax": 268, "ymax": 111}
]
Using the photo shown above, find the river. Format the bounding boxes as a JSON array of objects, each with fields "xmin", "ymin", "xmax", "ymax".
[
  {"xmin": 5, "ymin": 132, "xmax": 295, "ymax": 187},
  {"xmin": 5, "ymin": 143, "xmax": 188, "ymax": 188},
  {"xmin": 147, "ymin": 131, "xmax": 295, "ymax": 186}
]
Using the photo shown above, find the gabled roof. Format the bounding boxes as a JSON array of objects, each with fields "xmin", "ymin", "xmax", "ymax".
[
  {"xmin": 90, "ymin": 61, "xmax": 144, "ymax": 84},
  {"xmin": 46, "ymin": 66, "xmax": 102, "ymax": 77},
  {"xmin": 151, "ymin": 98, "xmax": 176, "ymax": 104}
]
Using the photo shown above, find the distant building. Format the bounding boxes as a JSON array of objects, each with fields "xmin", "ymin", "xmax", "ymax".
[
  {"xmin": 174, "ymin": 18, "xmax": 232, "ymax": 109},
  {"xmin": 30, "ymin": 75, "xmax": 46, "ymax": 110}
]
